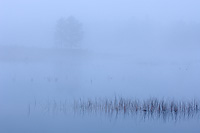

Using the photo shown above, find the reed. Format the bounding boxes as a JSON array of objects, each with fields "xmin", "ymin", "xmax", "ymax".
[
  {"xmin": 73, "ymin": 97, "xmax": 200, "ymax": 116},
  {"xmin": 29, "ymin": 97, "xmax": 200, "ymax": 121}
]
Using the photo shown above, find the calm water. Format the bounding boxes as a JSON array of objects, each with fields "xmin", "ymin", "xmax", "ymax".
[
  {"xmin": 0, "ymin": 48, "xmax": 200, "ymax": 132},
  {"xmin": 1, "ymin": 104, "xmax": 200, "ymax": 133}
]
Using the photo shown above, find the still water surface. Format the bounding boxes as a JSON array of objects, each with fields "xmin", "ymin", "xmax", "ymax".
[{"xmin": 0, "ymin": 48, "xmax": 200, "ymax": 132}]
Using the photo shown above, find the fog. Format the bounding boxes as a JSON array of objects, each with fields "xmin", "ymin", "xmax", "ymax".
[
  {"xmin": 1, "ymin": 0, "xmax": 200, "ymax": 47},
  {"xmin": 1, "ymin": 1, "xmax": 200, "ymax": 132}
]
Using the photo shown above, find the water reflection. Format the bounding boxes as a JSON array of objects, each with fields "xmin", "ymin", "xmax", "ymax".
[{"xmin": 30, "ymin": 97, "xmax": 200, "ymax": 122}]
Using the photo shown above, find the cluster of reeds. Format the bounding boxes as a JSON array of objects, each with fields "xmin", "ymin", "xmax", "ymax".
[
  {"xmin": 73, "ymin": 97, "xmax": 200, "ymax": 118},
  {"xmin": 28, "ymin": 97, "xmax": 200, "ymax": 121}
]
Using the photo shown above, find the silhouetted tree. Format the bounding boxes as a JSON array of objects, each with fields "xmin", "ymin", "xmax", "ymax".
[{"xmin": 55, "ymin": 16, "xmax": 83, "ymax": 47}]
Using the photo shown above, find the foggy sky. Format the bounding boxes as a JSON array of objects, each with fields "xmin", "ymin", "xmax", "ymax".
[{"xmin": 1, "ymin": 0, "xmax": 200, "ymax": 48}]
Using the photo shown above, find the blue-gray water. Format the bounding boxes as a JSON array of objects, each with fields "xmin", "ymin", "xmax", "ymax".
[{"xmin": 0, "ymin": 47, "xmax": 200, "ymax": 133}]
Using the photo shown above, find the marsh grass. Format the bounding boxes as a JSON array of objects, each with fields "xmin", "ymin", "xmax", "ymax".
[
  {"xmin": 73, "ymin": 97, "xmax": 200, "ymax": 121},
  {"xmin": 29, "ymin": 97, "xmax": 200, "ymax": 121}
]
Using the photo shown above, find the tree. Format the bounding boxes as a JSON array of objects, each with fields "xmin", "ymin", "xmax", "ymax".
[{"xmin": 55, "ymin": 16, "xmax": 83, "ymax": 47}]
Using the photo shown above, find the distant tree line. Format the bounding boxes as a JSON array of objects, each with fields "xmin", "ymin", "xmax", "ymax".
[{"xmin": 55, "ymin": 16, "xmax": 200, "ymax": 48}]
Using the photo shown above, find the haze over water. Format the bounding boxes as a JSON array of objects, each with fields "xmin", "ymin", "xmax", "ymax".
[{"xmin": 0, "ymin": 0, "xmax": 200, "ymax": 132}]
